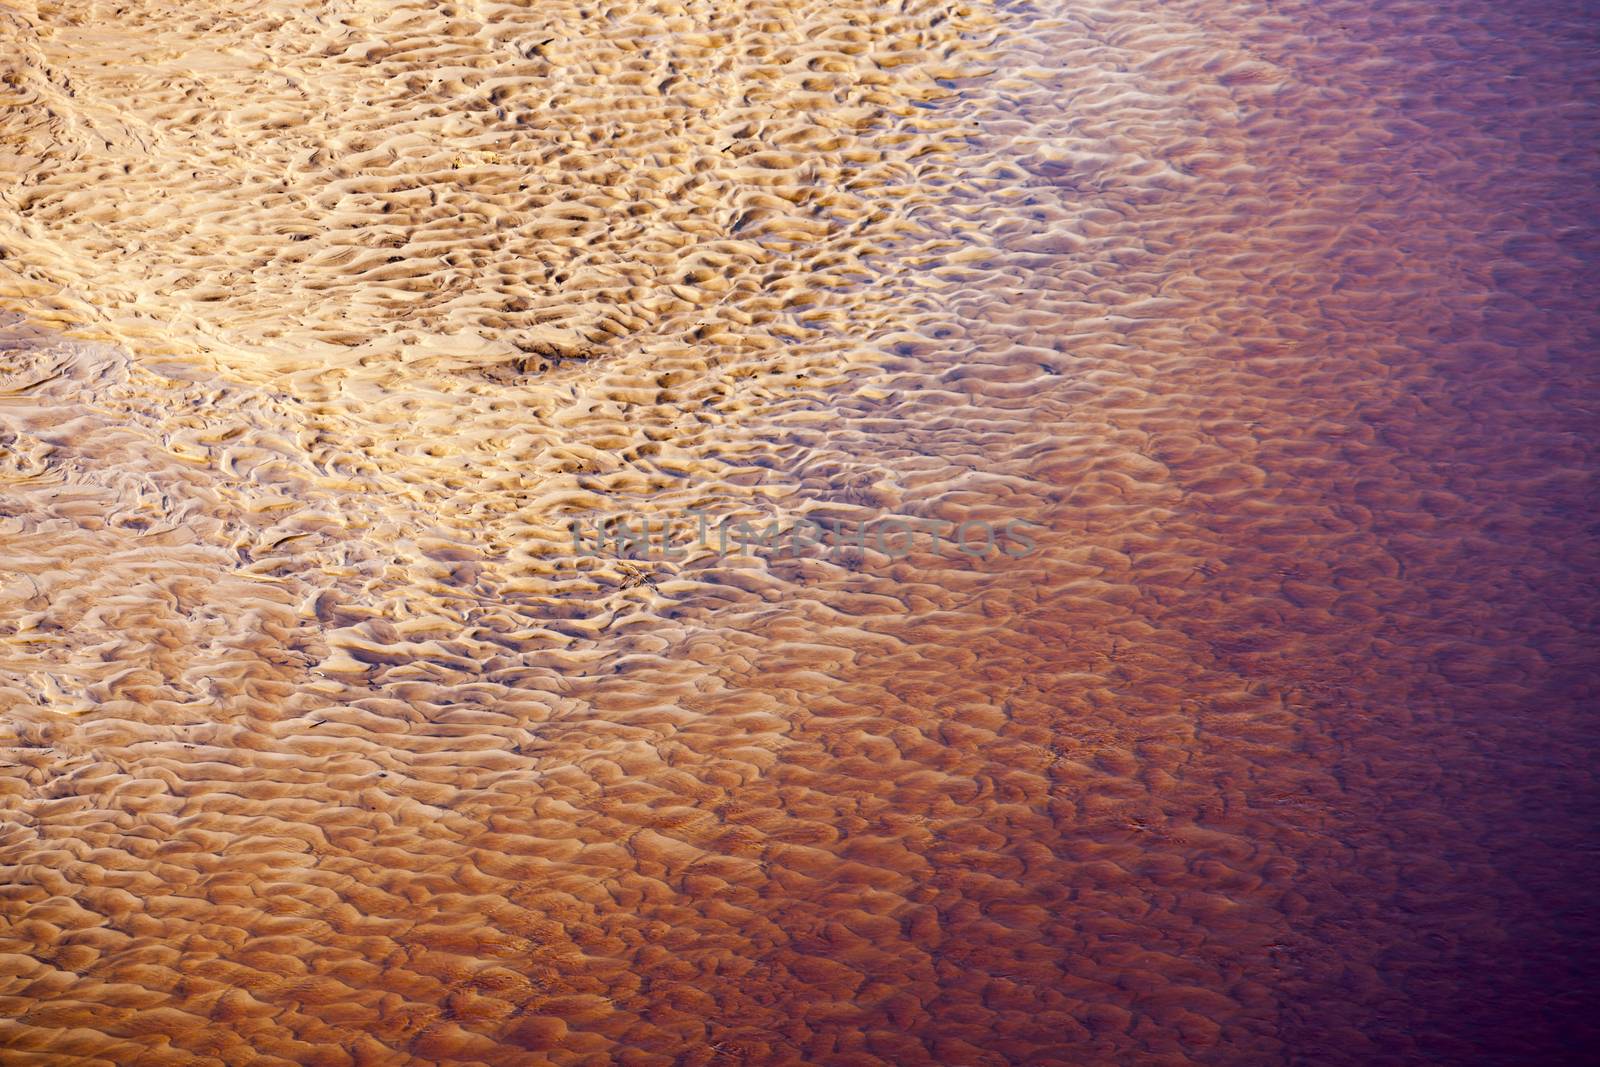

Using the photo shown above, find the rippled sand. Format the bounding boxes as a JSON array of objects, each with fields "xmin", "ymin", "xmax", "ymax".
[{"xmin": 3, "ymin": 0, "xmax": 1597, "ymax": 1063}]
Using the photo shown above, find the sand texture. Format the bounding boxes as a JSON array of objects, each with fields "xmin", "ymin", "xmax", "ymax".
[{"xmin": 2, "ymin": 0, "xmax": 1597, "ymax": 1063}]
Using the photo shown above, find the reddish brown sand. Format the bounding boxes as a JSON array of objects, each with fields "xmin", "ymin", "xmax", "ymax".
[{"xmin": 2, "ymin": 0, "xmax": 1598, "ymax": 1064}]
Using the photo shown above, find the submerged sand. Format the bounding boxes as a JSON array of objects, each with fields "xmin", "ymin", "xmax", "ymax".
[{"xmin": 2, "ymin": 0, "xmax": 1597, "ymax": 1063}]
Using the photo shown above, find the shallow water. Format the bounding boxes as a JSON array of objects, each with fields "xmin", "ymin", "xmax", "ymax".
[{"xmin": 2, "ymin": 0, "xmax": 1597, "ymax": 1063}]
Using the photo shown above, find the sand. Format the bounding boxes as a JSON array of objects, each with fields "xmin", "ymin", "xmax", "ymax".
[{"xmin": 2, "ymin": 0, "xmax": 1597, "ymax": 1063}]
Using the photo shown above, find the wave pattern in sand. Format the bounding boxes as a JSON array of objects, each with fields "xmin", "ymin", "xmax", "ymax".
[{"xmin": 2, "ymin": 0, "xmax": 1598, "ymax": 1063}]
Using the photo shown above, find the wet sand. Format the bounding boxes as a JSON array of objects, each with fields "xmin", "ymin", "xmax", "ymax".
[{"xmin": 2, "ymin": 0, "xmax": 1598, "ymax": 1063}]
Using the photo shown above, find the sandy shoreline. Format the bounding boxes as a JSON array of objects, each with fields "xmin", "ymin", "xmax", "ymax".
[{"xmin": 3, "ymin": 0, "xmax": 1597, "ymax": 1063}]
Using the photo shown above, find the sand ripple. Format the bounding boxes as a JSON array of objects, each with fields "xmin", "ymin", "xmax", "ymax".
[{"xmin": 3, "ymin": 0, "xmax": 1598, "ymax": 1063}]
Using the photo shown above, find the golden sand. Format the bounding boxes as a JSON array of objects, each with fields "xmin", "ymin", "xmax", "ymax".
[{"xmin": 2, "ymin": 0, "xmax": 1597, "ymax": 1062}]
